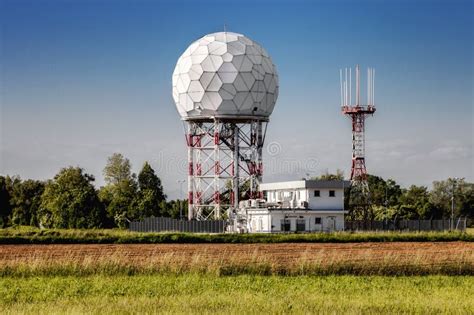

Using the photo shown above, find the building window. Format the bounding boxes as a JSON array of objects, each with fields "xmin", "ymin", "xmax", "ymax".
[
  {"xmin": 296, "ymin": 219, "xmax": 306, "ymax": 232},
  {"xmin": 314, "ymin": 190, "xmax": 320, "ymax": 197},
  {"xmin": 329, "ymin": 190, "xmax": 335, "ymax": 197},
  {"xmin": 281, "ymin": 219, "xmax": 291, "ymax": 231},
  {"xmin": 315, "ymin": 217, "xmax": 322, "ymax": 224}
]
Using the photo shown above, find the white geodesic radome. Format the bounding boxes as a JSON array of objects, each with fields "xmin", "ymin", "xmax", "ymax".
[{"xmin": 172, "ymin": 32, "xmax": 279, "ymax": 120}]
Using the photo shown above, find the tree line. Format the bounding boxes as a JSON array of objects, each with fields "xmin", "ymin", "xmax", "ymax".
[
  {"xmin": 363, "ymin": 175, "xmax": 473, "ymax": 221},
  {"xmin": 1, "ymin": 161, "xmax": 472, "ymax": 229},
  {"xmin": 0, "ymin": 153, "xmax": 185, "ymax": 228},
  {"xmin": 314, "ymin": 170, "xmax": 474, "ymax": 221}
]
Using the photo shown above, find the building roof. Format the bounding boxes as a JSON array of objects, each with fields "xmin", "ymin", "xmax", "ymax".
[{"xmin": 259, "ymin": 179, "xmax": 350, "ymax": 191}]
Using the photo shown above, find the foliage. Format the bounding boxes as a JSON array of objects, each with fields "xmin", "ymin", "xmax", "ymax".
[
  {"xmin": 345, "ymin": 175, "xmax": 473, "ymax": 221},
  {"xmin": 100, "ymin": 153, "xmax": 138, "ymax": 227},
  {"xmin": 137, "ymin": 162, "xmax": 166, "ymax": 201},
  {"xmin": 368, "ymin": 175, "xmax": 402, "ymax": 207},
  {"xmin": 103, "ymin": 153, "xmax": 133, "ymax": 185},
  {"xmin": 135, "ymin": 162, "xmax": 166, "ymax": 219},
  {"xmin": 0, "ymin": 275, "xmax": 473, "ymax": 314},
  {"xmin": 430, "ymin": 178, "xmax": 474, "ymax": 219},
  {"xmin": 1, "ymin": 158, "xmax": 472, "ymax": 229},
  {"xmin": 160, "ymin": 199, "xmax": 186, "ymax": 219},
  {"xmin": 99, "ymin": 179, "xmax": 138, "ymax": 228},
  {"xmin": 1, "ymin": 154, "xmax": 170, "ymax": 229},
  {"xmin": 311, "ymin": 169, "xmax": 344, "ymax": 181},
  {"xmin": 396, "ymin": 185, "xmax": 434, "ymax": 219},
  {"xmin": 39, "ymin": 167, "xmax": 105, "ymax": 229},
  {"xmin": 0, "ymin": 176, "xmax": 13, "ymax": 227},
  {"xmin": 9, "ymin": 179, "xmax": 45, "ymax": 226}
]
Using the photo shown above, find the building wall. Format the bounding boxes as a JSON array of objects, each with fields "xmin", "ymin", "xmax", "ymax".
[
  {"xmin": 265, "ymin": 188, "xmax": 344, "ymax": 210},
  {"xmin": 247, "ymin": 211, "xmax": 272, "ymax": 232},
  {"xmin": 247, "ymin": 210, "xmax": 344, "ymax": 233},
  {"xmin": 307, "ymin": 188, "xmax": 344, "ymax": 210}
]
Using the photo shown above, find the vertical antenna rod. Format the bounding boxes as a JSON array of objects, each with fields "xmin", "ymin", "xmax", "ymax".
[
  {"xmin": 349, "ymin": 67, "xmax": 352, "ymax": 106},
  {"xmin": 372, "ymin": 69, "xmax": 375, "ymax": 105},
  {"xmin": 356, "ymin": 65, "xmax": 360, "ymax": 106},
  {"xmin": 340, "ymin": 69, "xmax": 343, "ymax": 107}
]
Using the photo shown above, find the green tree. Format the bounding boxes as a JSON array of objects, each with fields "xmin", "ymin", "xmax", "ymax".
[
  {"xmin": 99, "ymin": 179, "xmax": 138, "ymax": 228},
  {"xmin": 457, "ymin": 182, "xmax": 474, "ymax": 218},
  {"xmin": 100, "ymin": 153, "xmax": 138, "ymax": 227},
  {"xmin": 396, "ymin": 185, "xmax": 432, "ymax": 219},
  {"xmin": 385, "ymin": 179, "xmax": 403, "ymax": 208},
  {"xmin": 103, "ymin": 153, "xmax": 132, "ymax": 185},
  {"xmin": 10, "ymin": 179, "xmax": 45, "ymax": 226},
  {"xmin": 160, "ymin": 199, "xmax": 186, "ymax": 219},
  {"xmin": 134, "ymin": 162, "xmax": 167, "ymax": 219},
  {"xmin": 0, "ymin": 176, "xmax": 13, "ymax": 227},
  {"xmin": 346, "ymin": 175, "xmax": 402, "ymax": 221},
  {"xmin": 430, "ymin": 178, "xmax": 473, "ymax": 219},
  {"xmin": 39, "ymin": 167, "xmax": 105, "ymax": 228},
  {"xmin": 312, "ymin": 169, "xmax": 344, "ymax": 181},
  {"xmin": 367, "ymin": 175, "xmax": 386, "ymax": 207},
  {"xmin": 138, "ymin": 162, "xmax": 166, "ymax": 201},
  {"xmin": 367, "ymin": 175, "xmax": 402, "ymax": 207}
]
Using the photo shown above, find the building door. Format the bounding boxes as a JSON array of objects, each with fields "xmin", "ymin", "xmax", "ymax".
[
  {"xmin": 296, "ymin": 219, "xmax": 306, "ymax": 232},
  {"xmin": 281, "ymin": 219, "xmax": 291, "ymax": 232},
  {"xmin": 251, "ymin": 219, "xmax": 257, "ymax": 232},
  {"xmin": 327, "ymin": 216, "xmax": 336, "ymax": 232}
]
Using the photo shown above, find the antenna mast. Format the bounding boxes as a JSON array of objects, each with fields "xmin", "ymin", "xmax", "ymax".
[{"xmin": 340, "ymin": 65, "xmax": 376, "ymax": 220}]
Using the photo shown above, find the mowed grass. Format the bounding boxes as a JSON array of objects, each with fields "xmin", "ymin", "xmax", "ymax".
[
  {"xmin": 0, "ymin": 275, "xmax": 472, "ymax": 314},
  {"xmin": 0, "ymin": 226, "xmax": 472, "ymax": 244}
]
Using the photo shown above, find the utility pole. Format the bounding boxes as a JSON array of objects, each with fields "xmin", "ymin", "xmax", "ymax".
[
  {"xmin": 177, "ymin": 180, "xmax": 185, "ymax": 220},
  {"xmin": 450, "ymin": 177, "xmax": 463, "ymax": 231},
  {"xmin": 451, "ymin": 180, "xmax": 454, "ymax": 230}
]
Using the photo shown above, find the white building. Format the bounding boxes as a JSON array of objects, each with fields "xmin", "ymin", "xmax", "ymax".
[{"xmin": 239, "ymin": 180, "xmax": 348, "ymax": 233}]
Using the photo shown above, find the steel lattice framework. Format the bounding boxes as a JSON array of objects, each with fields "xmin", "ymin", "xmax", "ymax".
[
  {"xmin": 185, "ymin": 118, "xmax": 266, "ymax": 220},
  {"xmin": 340, "ymin": 65, "xmax": 376, "ymax": 198},
  {"xmin": 342, "ymin": 105, "xmax": 375, "ymax": 192}
]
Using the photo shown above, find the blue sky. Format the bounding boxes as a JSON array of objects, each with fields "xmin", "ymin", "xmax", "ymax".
[{"xmin": 1, "ymin": 0, "xmax": 473, "ymax": 198}]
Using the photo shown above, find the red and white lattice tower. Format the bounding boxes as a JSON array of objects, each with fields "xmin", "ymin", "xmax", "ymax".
[
  {"xmin": 340, "ymin": 65, "xmax": 376, "ymax": 194},
  {"xmin": 185, "ymin": 119, "xmax": 267, "ymax": 220},
  {"xmin": 172, "ymin": 32, "xmax": 279, "ymax": 220}
]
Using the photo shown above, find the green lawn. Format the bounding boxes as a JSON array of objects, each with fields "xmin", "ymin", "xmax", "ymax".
[{"xmin": 1, "ymin": 275, "xmax": 472, "ymax": 314}]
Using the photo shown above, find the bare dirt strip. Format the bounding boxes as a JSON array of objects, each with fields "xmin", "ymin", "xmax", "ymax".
[{"xmin": 0, "ymin": 242, "xmax": 472, "ymax": 270}]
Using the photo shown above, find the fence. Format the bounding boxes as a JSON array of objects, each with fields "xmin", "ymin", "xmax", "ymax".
[
  {"xmin": 129, "ymin": 216, "xmax": 227, "ymax": 233},
  {"xmin": 345, "ymin": 218, "xmax": 467, "ymax": 232}
]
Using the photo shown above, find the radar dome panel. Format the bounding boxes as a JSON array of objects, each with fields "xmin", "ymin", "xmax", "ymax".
[{"xmin": 172, "ymin": 32, "xmax": 279, "ymax": 120}]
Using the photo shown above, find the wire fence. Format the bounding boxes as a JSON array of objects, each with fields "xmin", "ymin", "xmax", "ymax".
[
  {"xmin": 129, "ymin": 217, "xmax": 227, "ymax": 233},
  {"xmin": 345, "ymin": 218, "xmax": 467, "ymax": 232},
  {"xmin": 130, "ymin": 217, "xmax": 468, "ymax": 233}
]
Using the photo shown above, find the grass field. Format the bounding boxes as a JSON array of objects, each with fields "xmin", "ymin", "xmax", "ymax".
[
  {"xmin": 1, "ymin": 275, "xmax": 473, "ymax": 314},
  {"xmin": 1, "ymin": 227, "xmax": 472, "ymax": 313},
  {"xmin": 1, "ymin": 242, "xmax": 472, "ymax": 276},
  {"xmin": 0, "ymin": 226, "xmax": 472, "ymax": 244}
]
